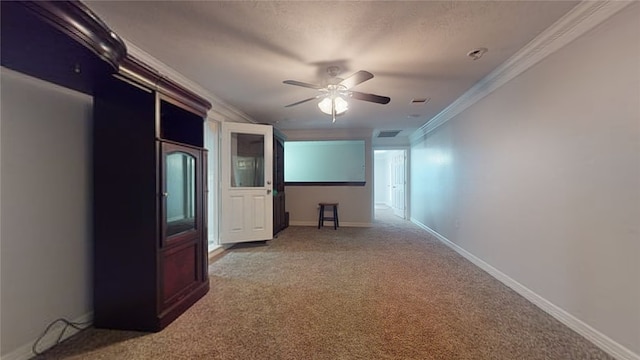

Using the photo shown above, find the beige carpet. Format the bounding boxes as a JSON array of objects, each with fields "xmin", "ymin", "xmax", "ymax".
[{"xmin": 36, "ymin": 208, "xmax": 614, "ymax": 359}]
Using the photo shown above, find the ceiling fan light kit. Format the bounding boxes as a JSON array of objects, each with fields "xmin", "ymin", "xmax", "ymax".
[
  {"xmin": 284, "ymin": 68, "xmax": 390, "ymax": 123},
  {"xmin": 318, "ymin": 96, "xmax": 348, "ymax": 116}
]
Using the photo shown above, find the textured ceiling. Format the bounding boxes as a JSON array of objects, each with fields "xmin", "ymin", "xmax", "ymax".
[{"xmin": 86, "ymin": 1, "xmax": 579, "ymax": 142}]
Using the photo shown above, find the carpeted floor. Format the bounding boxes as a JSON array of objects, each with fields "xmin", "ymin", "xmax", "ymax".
[{"xmin": 35, "ymin": 207, "xmax": 614, "ymax": 359}]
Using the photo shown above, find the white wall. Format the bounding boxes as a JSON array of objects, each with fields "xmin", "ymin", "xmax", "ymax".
[
  {"xmin": 1, "ymin": 68, "xmax": 93, "ymax": 357},
  {"xmin": 284, "ymin": 129, "xmax": 374, "ymax": 227},
  {"xmin": 410, "ymin": 4, "xmax": 639, "ymax": 357}
]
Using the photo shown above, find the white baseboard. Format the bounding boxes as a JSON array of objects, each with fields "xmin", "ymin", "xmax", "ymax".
[
  {"xmin": 289, "ymin": 221, "xmax": 373, "ymax": 228},
  {"xmin": 208, "ymin": 246, "xmax": 225, "ymax": 256},
  {"xmin": 2, "ymin": 312, "xmax": 93, "ymax": 360},
  {"xmin": 208, "ymin": 245, "xmax": 227, "ymax": 261},
  {"xmin": 410, "ymin": 218, "xmax": 639, "ymax": 360}
]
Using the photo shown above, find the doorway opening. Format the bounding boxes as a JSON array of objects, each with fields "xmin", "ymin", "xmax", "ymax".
[
  {"xmin": 374, "ymin": 149, "xmax": 407, "ymax": 221},
  {"xmin": 204, "ymin": 119, "xmax": 220, "ymax": 252}
]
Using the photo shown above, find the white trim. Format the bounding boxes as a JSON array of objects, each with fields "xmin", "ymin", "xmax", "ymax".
[
  {"xmin": 208, "ymin": 245, "xmax": 227, "ymax": 261},
  {"xmin": 372, "ymin": 145, "xmax": 410, "ymax": 151},
  {"xmin": 410, "ymin": 218, "xmax": 640, "ymax": 360},
  {"xmin": 373, "ymin": 146, "xmax": 411, "ymax": 220},
  {"xmin": 289, "ymin": 221, "xmax": 373, "ymax": 228},
  {"xmin": 2, "ymin": 312, "xmax": 93, "ymax": 360},
  {"xmin": 410, "ymin": 0, "xmax": 634, "ymax": 143}
]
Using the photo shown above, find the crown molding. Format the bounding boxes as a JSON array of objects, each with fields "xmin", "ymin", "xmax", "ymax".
[
  {"xmin": 118, "ymin": 54, "xmax": 211, "ymax": 116},
  {"xmin": 23, "ymin": 1, "xmax": 126, "ymax": 70},
  {"xmin": 122, "ymin": 40, "xmax": 257, "ymax": 124},
  {"xmin": 410, "ymin": 0, "xmax": 634, "ymax": 143}
]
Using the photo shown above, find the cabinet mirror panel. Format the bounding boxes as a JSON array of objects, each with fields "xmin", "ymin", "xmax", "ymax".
[{"xmin": 166, "ymin": 151, "xmax": 196, "ymax": 236}]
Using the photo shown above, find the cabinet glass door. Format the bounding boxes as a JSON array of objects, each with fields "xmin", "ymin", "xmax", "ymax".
[
  {"xmin": 166, "ymin": 151, "xmax": 196, "ymax": 236},
  {"xmin": 162, "ymin": 142, "xmax": 202, "ymax": 245}
]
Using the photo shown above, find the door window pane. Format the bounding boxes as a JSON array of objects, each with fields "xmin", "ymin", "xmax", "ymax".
[{"xmin": 230, "ymin": 133, "xmax": 264, "ymax": 187}]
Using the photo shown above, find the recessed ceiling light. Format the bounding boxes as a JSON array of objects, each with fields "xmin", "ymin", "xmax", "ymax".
[
  {"xmin": 467, "ymin": 47, "xmax": 488, "ymax": 60},
  {"xmin": 407, "ymin": 114, "xmax": 422, "ymax": 118}
]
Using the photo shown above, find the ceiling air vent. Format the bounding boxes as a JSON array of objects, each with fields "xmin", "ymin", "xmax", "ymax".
[
  {"xmin": 377, "ymin": 130, "xmax": 401, "ymax": 138},
  {"xmin": 411, "ymin": 97, "xmax": 430, "ymax": 104}
]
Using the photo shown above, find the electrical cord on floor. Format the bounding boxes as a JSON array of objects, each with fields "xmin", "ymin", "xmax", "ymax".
[{"xmin": 32, "ymin": 318, "xmax": 92, "ymax": 356}]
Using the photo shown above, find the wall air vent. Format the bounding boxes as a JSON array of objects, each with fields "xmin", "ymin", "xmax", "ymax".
[{"xmin": 377, "ymin": 130, "xmax": 401, "ymax": 138}]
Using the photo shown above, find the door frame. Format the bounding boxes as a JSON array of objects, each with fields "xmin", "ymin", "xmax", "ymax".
[
  {"xmin": 373, "ymin": 146, "xmax": 409, "ymax": 220},
  {"xmin": 204, "ymin": 118, "xmax": 220, "ymax": 252}
]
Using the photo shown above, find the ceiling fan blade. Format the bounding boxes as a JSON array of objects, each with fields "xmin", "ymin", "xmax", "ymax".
[
  {"xmin": 339, "ymin": 70, "xmax": 374, "ymax": 89},
  {"xmin": 350, "ymin": 91, "xmax": 390, "ymax": 104},
  {"xmin": 284, "ymin": 94, "xmax": 325, "ymax": 107},
  {"xmin": 283, "ymin": 80, "xmax": 323, "ymax": 90}
]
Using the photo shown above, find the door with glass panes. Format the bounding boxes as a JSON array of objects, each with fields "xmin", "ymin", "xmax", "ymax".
[{"xmin": 220, "ymin": 122, "xmax": 273, "ymax": 243}]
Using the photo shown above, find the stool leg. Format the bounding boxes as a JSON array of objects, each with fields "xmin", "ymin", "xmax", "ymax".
[
  {"xmin": 333, "ymin": 205, "xmax": 338, "ymax": 230},
  {"xmin": 318, "ymin": 205, "xmax": 324, "ymax": 229}
]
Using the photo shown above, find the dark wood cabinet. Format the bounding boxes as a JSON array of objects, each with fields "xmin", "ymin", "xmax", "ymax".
[
  {"xmin": 1, "ymin": 1, "xmax": 125, "ymax": 95},
  {"xmin": 273, "ymin": 132, "xmax": 288, "ymax": 235},
  {"xmin": 93, "ymin": 75, "xmax": 210, "ymax": 332},
  {"xmin": 159, "ymin": 142, "xmax": 206, "ymax": 313},
  {"xmin": 2, "ymin": 0, "xmax": 211, "ymax": 333}
]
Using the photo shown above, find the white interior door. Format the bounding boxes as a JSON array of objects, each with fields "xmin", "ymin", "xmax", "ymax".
[
  {"xmin": 390, "ymin": 150, "xmax": 406, "ymax": 219},
  {"xmin": 220, "ymin": 122, "xmax": 273, "ymax": 244}
]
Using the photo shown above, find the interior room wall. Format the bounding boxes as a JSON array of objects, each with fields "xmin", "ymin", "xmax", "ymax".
[
  {"xmin": 283, "ymin": 129, "xmax": 374, "ymax": 227},
  {"xmin": 410, "ymin": 5, "xmax": 639, "ymax": 357},
  {"xmin": 1, "ymin": 68, "xmax": 93, "ymax": 357}
]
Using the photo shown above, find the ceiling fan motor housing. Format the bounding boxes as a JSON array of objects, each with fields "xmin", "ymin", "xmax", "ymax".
[{"xmin": 327, "ymin": 65, "xmax": 341, "ymax": 78}]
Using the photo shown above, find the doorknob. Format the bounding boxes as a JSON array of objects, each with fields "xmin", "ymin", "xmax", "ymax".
[{"xmin": 267, "ymin": 189, "xmax": 272, "ymax": 194}]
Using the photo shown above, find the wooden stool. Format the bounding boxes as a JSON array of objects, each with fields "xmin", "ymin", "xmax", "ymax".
[{"xmin": 318, "ymin": 203, "xmax": 339, "ymax": 230}]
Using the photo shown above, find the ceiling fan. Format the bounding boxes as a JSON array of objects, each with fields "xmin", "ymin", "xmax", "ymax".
[{"xmin": 283, "ymin": 66, "xmax": 390, "ymax": 123}]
